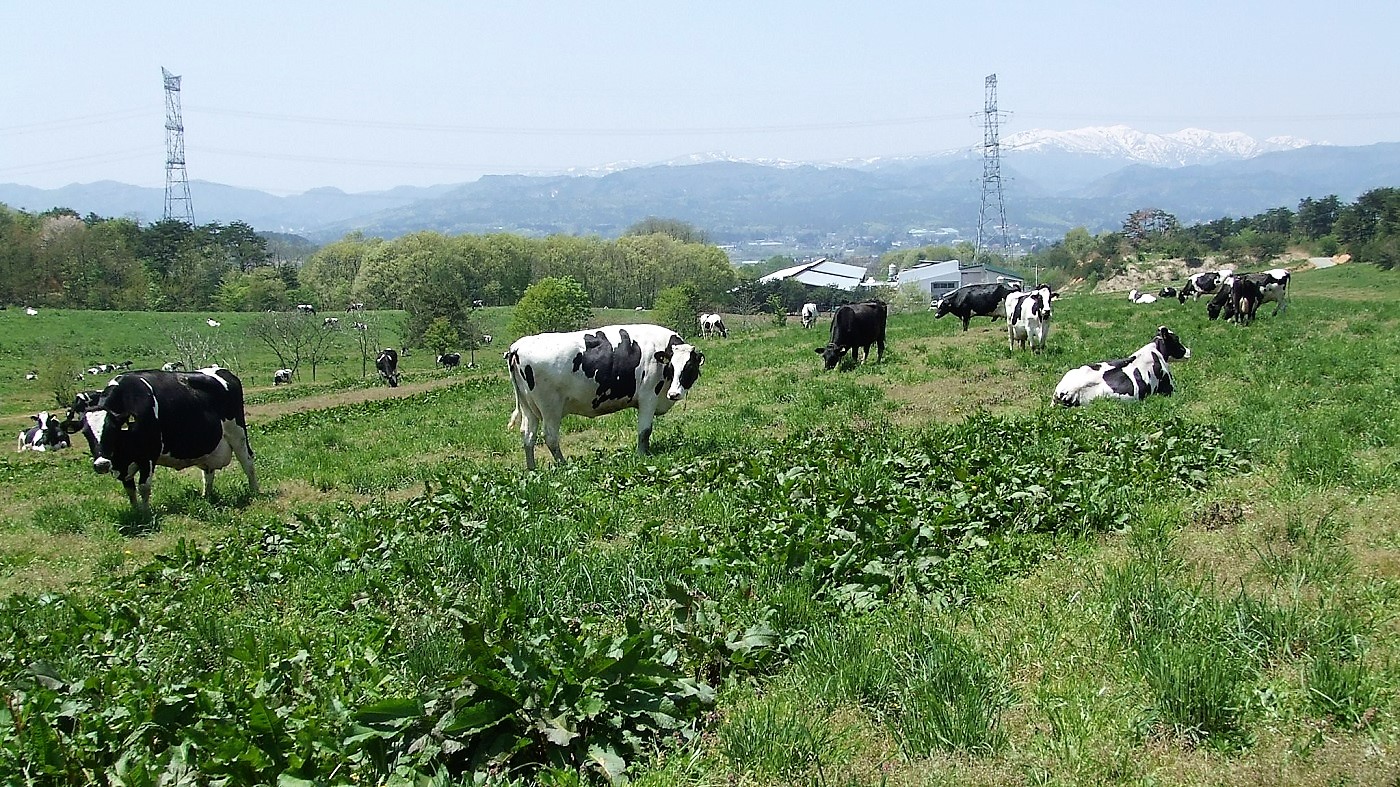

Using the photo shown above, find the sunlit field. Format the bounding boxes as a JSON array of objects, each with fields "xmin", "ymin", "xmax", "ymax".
[{"xmin": 1, "ymin": 264, "xmax": 1397, "ymax": 785}]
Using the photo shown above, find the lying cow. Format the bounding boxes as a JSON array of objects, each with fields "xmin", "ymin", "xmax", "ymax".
[
  {"xmin": 1158, "ymin": 286, "xmax": 1178, "ymax": 299},
  {"xmin": 800, "ymin": 302, "xmax": 818, "ymax": 329},
  {"xmin": 815, "ymin": 300, "xmax": 887, "ymax": 370},
  {"xmin": 934, "ymin": 281, "xmax": 1021, "ymax": 331},
  {"xmin": 64, "ymin": 367, "xmax": 258, "ymax": 511},
  {"xmin": 1177, "ymin": 270, "xmax": 1232, "ymax": 303},
  {"xmin": 1005, "ymin": 286, "xmax": 1054, "ymax": 352},
  {"xmin": 273, "ymin": 368, "xmax": 293, "ymax": 385},
  {"xmin": 699, "ymin": 312, "xmax": 728, "ymax": 338},
  {"xmin": 161, "ymin": 361, "xmax": 185, "ymax": 372},
  {"xmin": 1053, "ymin": 326, "xmax": 1191, "ymax": 407},
  {"xmin": 506, "ymin": 323, "xmax": 704, "ymax": 469},
  {"xmin": 376, "ymin": 348, "xmax": 400, "ymax": 387},
  {"xmin": 1128, "ymin": 289, "xmax": 1157, "ymax": 304},
  {"xmin": 18, "ymin": 412, "xmax": 70, "ymax": 452}
]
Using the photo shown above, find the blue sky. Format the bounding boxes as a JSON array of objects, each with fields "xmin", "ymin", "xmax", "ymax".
[{"xmin": 5, "ymin": 1, "xmax": 1397, "ymax": 194}]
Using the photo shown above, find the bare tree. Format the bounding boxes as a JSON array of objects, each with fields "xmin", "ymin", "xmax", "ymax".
[
  {"xmin": 349, "ymin": 317, "xmax": 380, "ymax": 378},
  {"xmin": 249, "ymin": 312, "xmax": 341, "ymax": 381},
  {"xmin": 168, "ymin": 327, "xmax": 235, "ymax": 372}
]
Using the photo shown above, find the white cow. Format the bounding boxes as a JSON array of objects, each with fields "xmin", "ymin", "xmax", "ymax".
[
  {"xmin": 1053, "ymin": 326, "xmax": 1192, "ymax": 407},
  {"xmin": 1005, "ymin": 286, "xmax": 1053, "ymax": 352},
  {"xmin": 273, "ymin": 368, "xmax": 293, "ymax": 385},
  {"xmin": 505, "ymin": 324, "xmax": 704, "ymax": 469},
  {"xmin": 698, "ymin": 313, "xmax": 728, "ymax": 338},
  {"xmin": 1128, "ymin": 289, "xmax": 1157, "ymax": 304},
  {"xmin": 800, "ymin": 302, "xmax": 818, "ymax": 329}
]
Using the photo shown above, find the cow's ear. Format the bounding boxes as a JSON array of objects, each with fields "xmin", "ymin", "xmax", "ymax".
[
  {"xmin": 30, "ymin": 415, "xmax": 39, "ymax": 422},
  {"xmin": 814, "ymin": 347, "xmax": 824, "ymax": 354},
  {"xmin": 696, "ymin": 351, "xmax": 705, "ymax": 366},
  {"xmin": 653, "ymin": 350, "xmax": 670, "ymax": 365}
]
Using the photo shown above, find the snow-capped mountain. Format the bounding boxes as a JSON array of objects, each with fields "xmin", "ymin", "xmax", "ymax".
[{"xmin": 1001, "ymin": 125, "xmax": 1318, "ymax": 167}]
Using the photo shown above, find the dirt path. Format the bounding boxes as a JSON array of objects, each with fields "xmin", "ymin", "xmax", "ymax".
[{"xmin": 245, "ymin": 373, "xmax": 493, "ymax": 420}]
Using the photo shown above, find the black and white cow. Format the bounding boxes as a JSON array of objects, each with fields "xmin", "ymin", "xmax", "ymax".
[
  {"xmin": 323, "ymin": 317, "xmax": 340, "ymax": 328},
  {"xmin": 505, "ymin": 323, "xmax": 704, "ymax": 469},
  {"xmin": 17, "ymin": 412, "xmax": 70, "ymax": 452},
  {"xmin": 1005, "ymin": 286, "xmax": 1054, "ymax": 352},
  {"xmin": 347, "ymin": 302, "xmax": 365, "ymax": 312},
  {"xmin": 933, "ymin": 281, "xmax": 1021, "ymax": 330},
  {"xmin": 1177, "ymin": 270, "xmax": 1232, "ymax": 302},
  {"xmin": 376, "ymin": 348, "xmax": 400, "ymax": 387},
  {"xmin": 1053, "ymin": 326, "xmax": 1192, "ymax": 407},
  {"xmin": 437, "ymin": 353, "xmax": 461, "ymax": 368},
  {"xmin": 1158, "ymin": 286, "xmax": 1178, "ymax": 299},
  {"xmin": 273, "ymin": 368, "xmax": 293, "ymax": 385},
  {"xmin": 1128, "ymin": 289, "xmax": 1157, "ymax": 304},
  {"xmin": 800, "ymin": 302, "xmax": 818, "ymax": 329},
  {"xmin": 296, "ymin": 304, "xmax": 316, "ymax": 314},
  {"xmin": 1206, "ymin": 269, "xmax": 1290, "ymax": 322},
  {"xmin": 699, "ymin": 313, "xmax": 728, "ymax": 338},
  {"xmin": 64, "ymin": 367, "xmax": 258, "ymax": 511},
  {"xmin": 161, "ymin": 361, "xmax": 185, "ymax": 372},
  {"xmin": 815, "ymin": 300, "xmax": 887, "ymax": 370}
]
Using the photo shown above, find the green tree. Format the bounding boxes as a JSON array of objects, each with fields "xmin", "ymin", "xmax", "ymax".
[
  {"xmin": 625, "ymin": 217, "xmax": 708, "ymax": 244},
  {"xmin": 652, "ymin": 285, "xmax": 699, "ymax": 338},
  {"xmin": 509, "ymin": 276, "xmax": 592, "ymax": 336},
  {"xmin": 422, "ymin": 317, "xmax": 460, "ymax": 357}
]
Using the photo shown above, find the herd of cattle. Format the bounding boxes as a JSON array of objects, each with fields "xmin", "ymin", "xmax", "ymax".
[{"xmin": 15, "ymin": 266, "xmax": 1293, "ymax": 509}]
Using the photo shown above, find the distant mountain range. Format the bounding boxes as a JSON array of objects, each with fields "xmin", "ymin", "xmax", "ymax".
[{"xmin": 3, "ymin": 127, "xmax": 1397, "ymax": 248}]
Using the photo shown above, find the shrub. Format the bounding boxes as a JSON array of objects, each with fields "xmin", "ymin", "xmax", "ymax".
[
  {"xmin": 509, "ymin": 276, "xmax": 592, "ymax": 336},
  {"xmin": 652, "ymin": 284, "xmax": 699, "ymax": 338}
]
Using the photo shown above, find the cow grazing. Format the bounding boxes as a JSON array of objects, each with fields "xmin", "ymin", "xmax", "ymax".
[
  {"xmin": 816, "ymin": 300, "xmax": 888, "ymax": 370},
  {"xmin": 18, "ymin": 412, "xmax": 70, "ymax": 452},
  {"xmin": 347, "ymin": 302, "xmax": 365, "ymax": 312},
  {"xmin": 1053, "ymin": 326, "xmax": 1192, "ymax": 407},
  {"xmin": 1177, "ymin": 270, "xmax": 1232, "ymax": 302},
  {"xmin": 437, "ymin": 353, "xmax": 461, "ymax": 368},
  {"xmin": 323, "ymin": 317, "xmax": 340, "ymax": 328},
  {"xmin": 1128, "ymin": 289, "xmax": 1157, "ymax": 304},
  {"xmin": 376, "ymin": 349, "xmax": 400, "ymax": 387},
  {"xmin": 481, "ymin": 334, "xmax": 493, "ymax": 345},
  {"xmin": 1005, "ymin": 286, "xmax": 1054, "ymax": 352},
  {"xmin": 64, "ymin": 367, "xmax": 258, "ymax": 510},
  {"xmin": 1211, "ymin": 269, "xmax": 1290, "ymax": 321},
  {"xmin": 934, "ymin": 281, "xmax": 1021, "ymax": 330},
  {"xmin": 273, "ymin": 368, "xmax": 293, "ymax": 385},
  {"xmin": 801, "ymin": 302, "xmax": 818, "ymax": 329},
  {"xmin": 296, "ymin": 304, "xmax": 316, "ymax": 314},
  {"xmin": 506, "ymin": 324, "xmax": 703, "ymax": 469},
  {"xmin": 161, "ymin": 361, "xmax": 185, "ymax": 372},
  {"xmin": 699, "ymin": 312, "xmax": 728, "ymax": 338},
  {"xmin": 1159, "ymin": 286, "xmax": 1178, "ymax": 299}
]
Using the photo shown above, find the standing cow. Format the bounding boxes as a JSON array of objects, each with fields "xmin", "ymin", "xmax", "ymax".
[
  {"xmin": 800, "ymin": 303, "xmax": 818, "ymax": 329},
  {"xmin": 699, "ymin": 313, "xmax": 728, "ymax": 338},
  {"xmin": 1053, "ymin": 326, "xmax": 1191, "ymax": 407},
  {"xmin": 63, "ymin": 367, "xmax": 258, "ymax": 511},
  {"xmin": 376, "ymin": 348, "xmax": 400, "ymax": 387},
  {"xmin": 437, "ymin": 353, "xmax": 461, "ymax": 368},
  {"xmin": 505, "ymin": 324, "xmax": 704, "ymax": 469},
  {"xmin": 1177, "ymin": 270, "xmax": 1232, "ymax": 302},
  {"xmin": 273, "ymin": 368, "xmax": 293, "ymax": 385},
  {"xmin": 17, "ymin": 412, "xmax": 70, "ymax": 452},
  {"xmin": 1005, "ymin": 286, "xmax": 1054, "ymax": 352},
  {"xmin": 815, "ymin": 300, "xmax": 887, "ymax": 370},
  {"xmin": 934, "ymin": 281, "xmax": 1021, "ymax": 330}
]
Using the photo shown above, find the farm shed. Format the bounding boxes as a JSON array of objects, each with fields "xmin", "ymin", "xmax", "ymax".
[
  {"xmin": 893, "ymin": 260, "xmax": 1025, "ymax": 299},
  {"xmin": 758, "ymin": 258, "xmax": 883, "ymax": 291}
]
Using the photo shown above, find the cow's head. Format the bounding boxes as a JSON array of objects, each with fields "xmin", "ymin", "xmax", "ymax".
[
  {"xmin": 1154, "ymin": 326, "xmax": 1191, "ymax": 361},
  {"xmin": 77, "ymin": 376, "xmax": 155, "ymax": 478},
  {"xmin": 814, "ymin": 344, "xmax": 848, "ymax": 370},
  {"xmin": 932, "ymin": 298, "xmax": 954, "ymax": 320},
  {"xmin": 656, "ymin": 339, "xmax": 703, "ymax": 401}
]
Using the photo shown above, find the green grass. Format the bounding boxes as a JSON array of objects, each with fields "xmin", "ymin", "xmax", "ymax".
[{"xmin": 1, "ymin": 264, "xmax": 1399, "ymax": 784}]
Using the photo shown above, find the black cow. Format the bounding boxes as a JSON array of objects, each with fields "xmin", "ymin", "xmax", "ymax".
[
  {"xmin": 933, "ymin": 281, "xmax": 1021, "ymax": 330},
  {"xmin": 376, "ymin": 348, "xmax": 400, "ymax": 387},
  {"xmin": 63, "ymin": 368, "xmax": 258, "ymax": 511},
  {"xmin": 815, "ymin": 300, "xmax": 887, "ymax": 370},
  {"xmin": 1158, "ymin": 286, "xmax": 1178, "ymax": 299},
  {"xmin": 437, "ymin": 353, "xmax": 461, "ymax": 368}
]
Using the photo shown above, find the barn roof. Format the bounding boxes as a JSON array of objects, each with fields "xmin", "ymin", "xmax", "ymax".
[{"xmin": 758, "ymin": 258, "xmax": 881, "ymax": 291}]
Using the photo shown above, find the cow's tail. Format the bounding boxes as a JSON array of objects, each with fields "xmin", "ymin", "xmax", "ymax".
[{"xmin": 505, "ymin": 350, "xmax": 524, "ymax": 431}]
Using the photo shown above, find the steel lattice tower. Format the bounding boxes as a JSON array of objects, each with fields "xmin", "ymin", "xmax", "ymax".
[
  {"xmin": 973, "ymin": 73, "xmax": 1009, "ymax": 263},
  {"xmin": 162, "ymin": 67, "xmax": 194, "ymax": 225}
]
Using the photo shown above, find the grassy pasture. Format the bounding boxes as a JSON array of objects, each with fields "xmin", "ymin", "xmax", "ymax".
[{"xmin": 1, "ymin": 264, "xmax": 1398, "ymax": 784}]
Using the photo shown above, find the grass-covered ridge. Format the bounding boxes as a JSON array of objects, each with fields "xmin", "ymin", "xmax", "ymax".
[{"xmin": 0, "ymin": 264, "xmax": 1398, "ymax": 784}]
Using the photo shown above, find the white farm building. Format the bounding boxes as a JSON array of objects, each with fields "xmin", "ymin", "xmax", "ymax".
[
  {"xmin": 892, "ymin": 260, "xmax": 1025, "ymax": 300},
  {"xmin": 758, "ymin": 258, "xmax": 883, "ymax": 291}
]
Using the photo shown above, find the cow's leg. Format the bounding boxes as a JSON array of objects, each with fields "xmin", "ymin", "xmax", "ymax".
[
  {"xmin": 636, "ymin": 401, "xmax": 660, "ymax": 456},
  {"xmin": 519, "ymin": 410, "xmax": 540, "ymax": 470},
  {"xmin": 875, "ymin": 338, "xmax": 885, "ymax": 362},
  {"xmin": 541, "ymin": 413, "xmax": 565, "ymax": 464},
  {"xmin": 223, "ymin": 421, "xmax": 259, "ymax": 494},
  {"xmin": 203, "ymin": 469, "xmax": 216, "ymax": 499},
  {"xmin": 961, "ymin": 315, "xmax": 971, "ymax": 331},
  {"xmin": 123, "ymin": 478, "xmax": 141, "ymax": 509}
]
